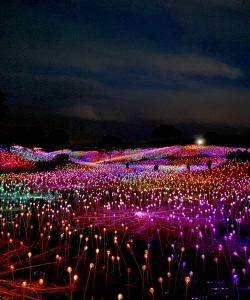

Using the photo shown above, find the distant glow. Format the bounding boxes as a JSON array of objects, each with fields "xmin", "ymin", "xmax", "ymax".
[{"xmin": 196, "ymin": 139, "xmax": 204, "ymax": 145}]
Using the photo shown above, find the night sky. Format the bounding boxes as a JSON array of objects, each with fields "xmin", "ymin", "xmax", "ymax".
[{"xmin": 1, "ymin": 0, "xmax": 250, "ymax": 145}]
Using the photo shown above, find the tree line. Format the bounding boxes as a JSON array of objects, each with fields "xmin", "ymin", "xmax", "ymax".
[
  {"xmin": 2, "ymin": 127, "xmax": 69, "ymax": 150},
  {"xmin": 0, "ymin": 91, "xmax": 183, "ymax": 150},
  {"xmin": 0, "ymin": 91, "xmax": 69, "ymax": 149}
]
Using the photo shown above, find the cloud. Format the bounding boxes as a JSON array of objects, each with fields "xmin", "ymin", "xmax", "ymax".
[
  {"xmin": 57, "ymin": 74, "xmax": 250, "ymax": 127},
  {"xmin": 2, "ymin": 69, "xmax": 249, "ymax": 127},
  {"xmin": 60, "ymin": 103, "xmax": 125, "ymax": 122},
  {"xmin": 163, "ymin": 0, "xmax": 250, "ymax": 46},
  {"xmin": 126, "ymin": 84, "xmax": 250, "ymax": 127},
  {"xmin": 0, "ymin": 0, "xmax": 245, "ymax": 83},
  {"xmin": 1, "ymin": 39, "xmax": 242, "ymax": 81},
  {"xmin": 61, "ymin": 105, "xmax": 98, "ymax": 120},
  {"xmin": 143, "ymin": 53, "xmax": 243, "ymax": 79}
]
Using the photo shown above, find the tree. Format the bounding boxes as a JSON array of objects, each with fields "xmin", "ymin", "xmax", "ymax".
[
  {"xmin": 27, "ymin": 126, "xmax": 46, "ymax": 148},
  {"xmin": 6, "ymin": 126, "xmax": 46, "ymax": 148},
  {"xmin": 98, "ymin": 135, "xmax": 123, "ymax": 151},
  {"xmin": 203, "ymin": 132, "xmax": 221, "ymax": 145},
  {"xmin": 7, "ymin": 127, "xmax": 29, "ymax": 146},
  {"xmin": 225, "ymin": 149, "xmax": 250, "ymax": 162},
  {"xmin": 55, "ymin": 153, "xmax": 69, "ymax": 165},
  {"xmin": 47, "ymin": 130, "xmax": 69, "ymax": 150},
  {"xmin": 151, "ymin": 125, "xmax": 181, "ymax": 140}
]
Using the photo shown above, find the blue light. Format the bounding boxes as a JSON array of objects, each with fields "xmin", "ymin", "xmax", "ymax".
[{"xmin": 233, "ymin": 274, "xmax": 239, "ymax": 281}]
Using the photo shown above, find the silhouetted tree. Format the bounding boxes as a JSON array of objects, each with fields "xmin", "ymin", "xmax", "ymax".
[
  {"xmin": 47, "ymin": 130, "xmax": 69, "ymax": 150},
  {"xmin": 98, "ymin": 135, "xmax": 123, "ymax": 151},
  {"xmin": 151, "ymin": 125, "xmax": 181, "ymax": 140},
  {"xmin": 7, "ymin": 127, "xmax": 29, "ymax": 146},
  {"xmin": 55, "ymin": 154, "xmax": 69, "ymax": 165},
  {"xmin": 225, "ymin": 149, "xmax": 250, "ymax": 162},
  {"xmin": 27, "ymin": 126, "xmax": 46, "ymax": 148},
  {"xmin": 204, "ymin": 132, "xmax": 221, "ymax": 145},
  {"xmin": 6, "ymin": 126, "xmax": 46, "ymax": 148}
]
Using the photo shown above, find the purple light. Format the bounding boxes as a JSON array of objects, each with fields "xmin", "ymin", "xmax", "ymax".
[{"xmin": 233, "ymin": 274, "xmax": 239, "ymax": 281}]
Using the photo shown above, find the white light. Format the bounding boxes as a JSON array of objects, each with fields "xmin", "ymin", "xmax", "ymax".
[{"xmin": 197, "ymin": 139, "xmax": 203, "ymax": 145}]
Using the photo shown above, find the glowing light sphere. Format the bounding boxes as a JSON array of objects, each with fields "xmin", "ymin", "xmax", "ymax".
[
  {"xmin": 233, "ymin": 274, "xmax": 239, "ymax": 281},
  {"xmin": 196, "ymin": 138, "xmax": 204, "ymax": 145},
  {"xmin": 73, "ymin": 275, "xmax": 78, "ymax": 281},
  {"xmin": 185, "ymin": 277, "xmax": 190, "ymax": 283}
]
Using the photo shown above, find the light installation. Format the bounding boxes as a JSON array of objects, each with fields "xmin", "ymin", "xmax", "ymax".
[{"xmin": 0, "ymin": 145, "xmax": 249, "ymax": 299}]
